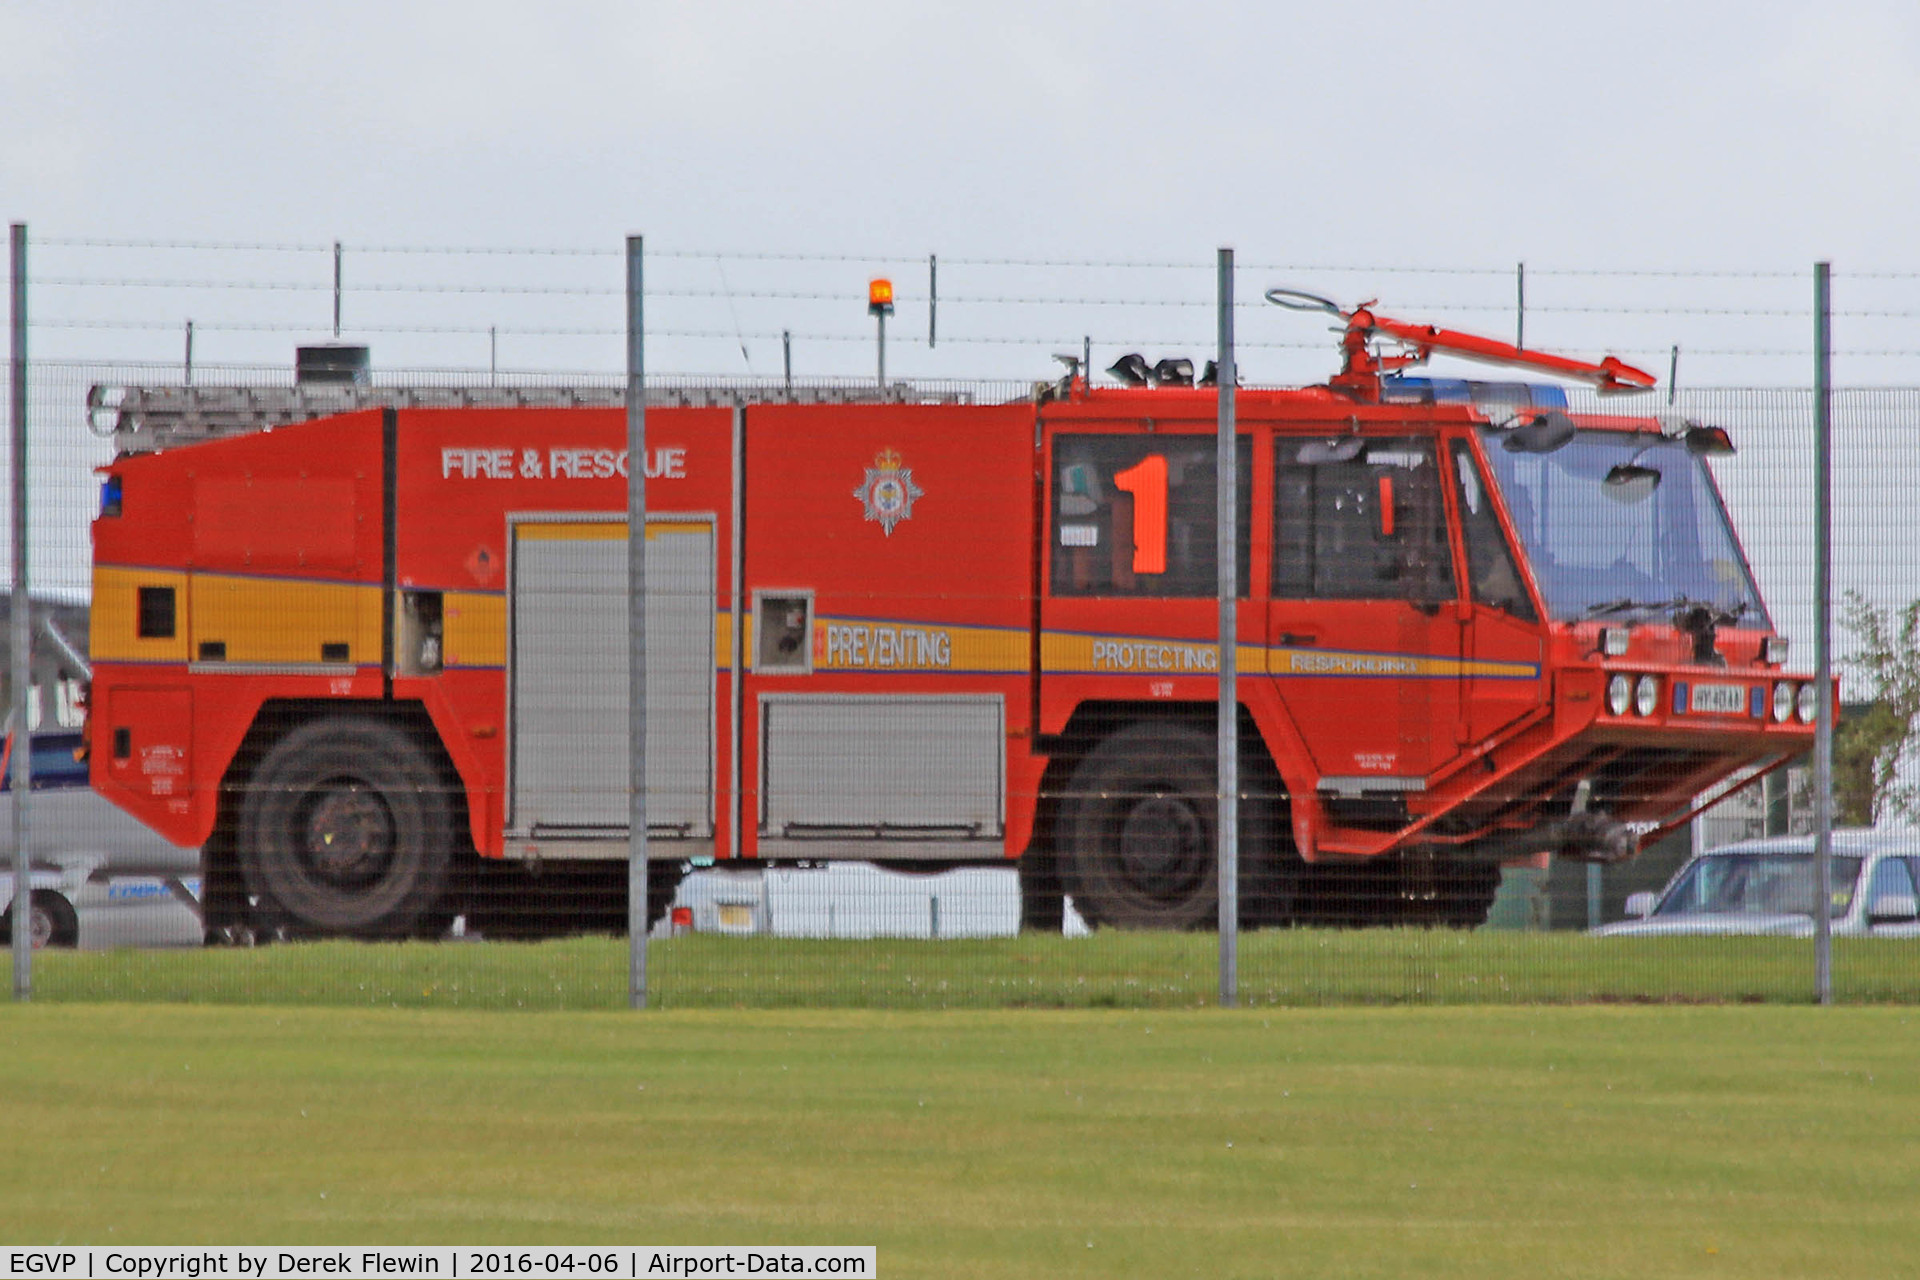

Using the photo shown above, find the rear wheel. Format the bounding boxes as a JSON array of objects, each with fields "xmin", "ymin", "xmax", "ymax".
[
  {"xmin": 1055, "ymin": 722, "xmax": 1289, "ymax": 930},
  {"xmin": 238, "ymin": 717, "xmax": 454, "ymax": 937}
]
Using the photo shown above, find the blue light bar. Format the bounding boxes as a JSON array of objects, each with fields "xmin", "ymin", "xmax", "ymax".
[{"xmin": 1380, "ymin": 376, "xmax": 1570, "ymax": 411}]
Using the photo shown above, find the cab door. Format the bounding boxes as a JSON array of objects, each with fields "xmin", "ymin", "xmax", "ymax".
[
  {"xmin": 1447, "ymin": 436, "xmax": 1548, "ymax": 747},
  {"xmin": 1267, "ymin": 431, "xmax": 1462, "ymax": 807}
]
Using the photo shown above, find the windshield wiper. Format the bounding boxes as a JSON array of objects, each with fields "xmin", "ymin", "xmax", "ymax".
[
  {"xmin": 1584, "ymin": 595, "xmax": 1749, "ymax": 623},
  {"xmin": 1583, "ymin": 598, "xmax": 1671, "ymax": 619},
  {"xmin": 1668, "ymin": 596, "xmax": 1749, "ymax": 627}
]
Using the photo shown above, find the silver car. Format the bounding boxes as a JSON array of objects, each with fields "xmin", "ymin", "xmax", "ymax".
[
  {"xmin": 1594, "ymin": 830, "xmax": 1920, "ymax": 937},
  {"xmin": 2, "ymin": 729, "xmax": 203, "ymax": 949},
  {"xmin": 1, "ymin": 861, "xmax": 203, "ymax": 950}
]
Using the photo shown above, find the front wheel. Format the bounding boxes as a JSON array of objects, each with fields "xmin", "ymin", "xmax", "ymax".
[
  {"xmin": 1055, "ymin": 722, "xmax": 1288, "ymax": 930},
  {"xmin": 238, "ymin": 716, "xmax": 454, "ymax": 937}
]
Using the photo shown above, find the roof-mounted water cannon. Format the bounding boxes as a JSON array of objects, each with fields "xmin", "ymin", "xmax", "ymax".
[
  {"xmin": 1104, "ymin": 353, "xmax": 1197, "ymax": 388},
  {"xmin": 1265, "ymin": 288, "xmax": 1658, "ymax": 403}
]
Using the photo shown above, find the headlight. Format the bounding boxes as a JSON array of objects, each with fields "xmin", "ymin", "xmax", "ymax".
[
  {"xmin": 1600, "ymin": 626, "xmax": 1630, "ymax": 657},
  {"xmin": 1635, "ymin": 675, "xmax": 1660, "ymax": 717},
  {"xmin": 1797, "ymin": 682, "xmax": 1820, "ymax": 725},
  {"xmin": 1607, "ymin": 674, "xmax": 1632, "ymax": 716},
  {"xmin": 1762, "ymin": 636, "xmax": 1790, "ymax": 665},
  {"xmin": 1772, "ymin": 682, "xmax": 1795, "ymax": 724}
]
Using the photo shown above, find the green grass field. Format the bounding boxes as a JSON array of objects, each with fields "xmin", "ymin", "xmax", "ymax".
[
  {"xmin": 18, "ymin": 930, "xmax": 1920, "ymax": 1010},
  {"xmin": 2, "ymin": 1003, "xmax": 1917, "ymax": 1277}
]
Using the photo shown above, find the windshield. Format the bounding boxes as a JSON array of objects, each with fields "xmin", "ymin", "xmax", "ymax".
[
  {"xmin": 1478, "ymin": 428, "xmax": 1766, "ymax": 625},
  {"xmin": 1656, "ymin": 853, "xmax": 1862, "ymax": 919}
]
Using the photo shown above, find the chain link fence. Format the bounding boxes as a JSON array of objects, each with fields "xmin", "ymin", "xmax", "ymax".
[{"xmin": 6, "ymin": 351, "xmax": 1920, "ymax": 1011}]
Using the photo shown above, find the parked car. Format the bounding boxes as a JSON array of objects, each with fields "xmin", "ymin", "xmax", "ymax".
[
  {"xmin": 0, "ymin": 864, "xmax": 86, "ymax": 948},
  {"xmin": 2, "ymin": 861, "xmax": 203, "ymax": 950},
  {"xmin": 1593, "ymin": 830, "xmax": 1920, "ymax": 937}
]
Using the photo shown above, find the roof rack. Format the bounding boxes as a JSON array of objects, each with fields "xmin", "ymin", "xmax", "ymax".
[{"xmin": 88, "ymin": 380, "xmax": 1011, "ymax": 455}]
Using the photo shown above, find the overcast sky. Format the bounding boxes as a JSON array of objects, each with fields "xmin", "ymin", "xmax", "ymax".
[
  {"xmin": 8, "ymin": 1, "xmax": 1917, "ymax": 261},
  {"xmin": 6, "ymin": 0, "xmax": 1920, "ymax": 384}
]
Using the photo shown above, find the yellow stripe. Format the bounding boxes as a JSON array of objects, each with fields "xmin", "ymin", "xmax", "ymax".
[
  {"xmin": 91, "ymin": 566, "xmax": 191, "ymax": 663},
  {"xmin": 811, "ymin": 617, "xmax": 1027, "ymax": 673},
  {"xmin": 95, "ymin": 563, "xmax": 1537, "ymax": 685},
  {"xmin": 1269, "ymin": 646, "xmax": 1536, "ymax": 679},
  {"xmin": 443, "ymin": 590, "xmax": 507, "ymax": 668},
  {"xmin": 189, "ymin": 576, "xmax": 382, "ymax": 665}
]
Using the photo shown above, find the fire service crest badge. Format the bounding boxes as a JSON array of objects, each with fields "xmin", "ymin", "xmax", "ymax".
[{"xmin": 853, "ymin": 448, "xmax": 924, "ymax": 536}]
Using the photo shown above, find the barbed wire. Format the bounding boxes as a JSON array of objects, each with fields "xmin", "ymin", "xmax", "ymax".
[
  {"xmin": 35, "ymin": 237, "xmax": 334, "ymax": 253},
  {"xmin": 31, "ymin": 238, "xmax": 1908, "ymax": 279},
  {"xmin": 33, "ymin": 317, "xmax": 1920, "ymax": 360},
  {"xmin": 31, "ymin": 277, "xmax": 1920, "ymax": 320}
]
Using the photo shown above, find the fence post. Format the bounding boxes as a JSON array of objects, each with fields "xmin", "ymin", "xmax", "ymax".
[
  {"xmin": 10, "ymin": 222, "xmax": 31, "ymax": 1000},
  {"xmin": 1812, "ymin": 262, "xmax": 1833, "ymax": 1006},
  {"xmin": 627, "ymin": 234, "xmax": 650, "ymax": 1009},
  {"xmin": 1217, "ymin": 246, "xmax": 1238, "ymax": 1008},
  {"xmin": 1515, "ymin": 261, "xmax": 1526, "ymax": 349}
]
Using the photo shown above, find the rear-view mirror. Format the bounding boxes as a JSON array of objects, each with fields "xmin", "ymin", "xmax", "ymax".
[
  {"xmin": 1684, "ymin": 425, "xmax": 1736, "ymax": 457},
  {"xmin": 1502, "ymin": 411, "xmax": 1578, "ymax": 454},
  {"xmin": 1624, "ymin": 892, "xmax": 1659, "ymax": 919},
  {"xmin": 1603, "ymin": 464, "xmax": 1662, "ymax": 504}
]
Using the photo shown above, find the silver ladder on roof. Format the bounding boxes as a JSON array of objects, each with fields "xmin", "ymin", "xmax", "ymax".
[{"xmin": 87, "ymin": 380, "xmax": 1000, "ymax": 456}]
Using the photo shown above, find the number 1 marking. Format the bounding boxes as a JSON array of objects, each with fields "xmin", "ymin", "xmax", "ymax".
[{"xmin": 1114, "ymin": 453, "xmax": 1168, "ymax": 575}]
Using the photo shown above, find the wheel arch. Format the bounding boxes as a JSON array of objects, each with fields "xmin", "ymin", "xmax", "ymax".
[
  {"xmin": 1026, "ymin": 700, "xmax": 1296, "ymax": 924},
  {"xmin": 203, "ymin": 700, "xmax": 475, "ymax": 935},
  {"xmin": 1034, "ymin": 700, "xmax": 1292, "ymax": 837}
]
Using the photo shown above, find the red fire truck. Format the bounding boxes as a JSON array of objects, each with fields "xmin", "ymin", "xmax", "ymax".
[{"xmin": 85, "ymin": 301, "xmax": 1819, "ymax": 938}]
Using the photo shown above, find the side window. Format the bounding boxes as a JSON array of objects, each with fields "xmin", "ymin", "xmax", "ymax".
[
  {"xmin": 1450, "ymin": 441, "xmax": 1538, "ymax": 622},
  {"xmin": 1273, "ymin": 435, "xmax": 1454, "ymax": 603},
  {"xmin": 1051, "ymin": 434, "xmax": 1251, "ymax": 598}
]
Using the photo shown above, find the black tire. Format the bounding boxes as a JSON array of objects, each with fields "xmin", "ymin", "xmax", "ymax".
[
  {"xmin": 2, "ymin": 890, "xmax": 80, "ymax": 949},
  {"xmin": 238, "ymin": 716, "xmax": 454, "ymax": 937},
  {"xmin": 1017, "ymin": 849, "xmax": 1066, "ymax": 933},
  {"xmin": 1055, "ymin": 722, "xmax": 1286, "ymax": 930},
  {"xmin": 199, "ymin": 824, "xmax": 251, "ymax": 945},
  {"xmin": 1435, "ymin": 858, "xmax": 1502, "ymax": 928}
]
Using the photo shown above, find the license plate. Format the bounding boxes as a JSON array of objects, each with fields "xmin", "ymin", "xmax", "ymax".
[
  {"xmin": 717, "ymin": 903, "xmax": 754, "ymax": 930},
  {"xmin": 1690, "ymin": 683, "xmax": 1746, "ymax": 714}
]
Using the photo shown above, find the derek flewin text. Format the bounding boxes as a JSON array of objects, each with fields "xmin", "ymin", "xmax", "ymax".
[{"xmin": 3, "ymin": 1248, "xmax": 875, "ymax": 1280}]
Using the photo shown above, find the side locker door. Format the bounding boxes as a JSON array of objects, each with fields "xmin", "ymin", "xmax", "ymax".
[
  {"xmin": 741, "ymin": 403, "xmax": 1034, "ymax": 864},
  {"xmin": 1448, "ymin": 437, "xmax": 1548, "ymax": 748},
  {"xmin": 1267, "ymin": 429, "xmax": 1463, "ymax": 812},
  {"xmin": 507, "ymin": 515, "xmax": 717, "ymax": 850}
]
